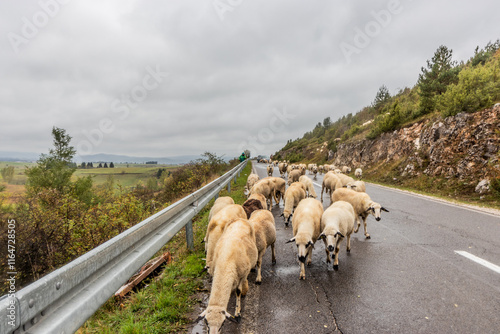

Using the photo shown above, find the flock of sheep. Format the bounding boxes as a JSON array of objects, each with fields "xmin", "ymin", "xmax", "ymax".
[{"xmin": 197, "ymin": 161, "xmax": 389, "ymax": 332}]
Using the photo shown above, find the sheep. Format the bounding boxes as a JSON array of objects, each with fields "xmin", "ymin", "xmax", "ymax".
[
  {"xmin": 334, "ymin": 168, "xmax": 342, "ymax": 174},
  {"xmin": 198, "ymin": 218, "xmax": 258, "ymax": 331},
  {"xmin": 355, "ymin": 168, "xmax": 363, "ymax": 179},
  {"xmin": 321, "ymin": 171, "xmax": 343, "ymax": 202},
  {"xmin": 299, "ymin": 175, "xmax": 317, "ymax": 199},
  {"xmin": 318, "ymin": 165, "xmax": 324, "ymax": 175},
  {"xmin": 208, "ymin": 196, "xmax": 234, "ymax": 223},
  {"xmin": 281, "ymin": 182, "xmax": 306, "ymax": 226},
  {"xmin": 278, "ymin": 162, "xmax": 288, "ymax": 178},
  {"xmin": 263, "ymin": 176, "xmax": 286, "ymax": 205},
  {"xmin": 242, "ymin": 198, "xmax": 264, "ymax": 219},
  {"xmin": 267, "ymin": 164, "xmax": 274, "ymax": 177},
  {"xmin": 248, "ymin": 193, "xmax": 268, "ymax": 210},
  {"xmin": 311, "ymin": 165, "xmax": 318, "ymax": 180},
  {"xmin": 319, "ymin": 201, "xmax": 356, "ymax": 270},
  {"xmin": 286, "ymin": 198, "xmax": 324, "ymax": 280},
  {"xmin": 346, "ymin": 180, "xmax": 366, "ymax": 193},
  {"xmin": 248, "ymin": 209, "xmax": 276, "ymax": 284},
  {"xmin": 287, "ymin": 169, "xmax": 302, "ymax": 185},
  {"xmin": 342, "ymin": 166, "xmax": 351, "ymax": 174},
  {"xmin": 249, "ymin": 179, "xmax": 275, "ymax": 209},
  {"xmin": 245, "ymin": 173, "xmax": 260, "ymax": 197},
  {"xmin": 331, "ymin": 188, "xmax": 389, "ymax": 239},
  {"xmin": 205, "ymin": 204, "xmax": 247, "ymax": 272},
  {"xmin": 337, "ymin": 173, "xmax": 355, "ymax": 187},
  {"xmin": 299, "ymin": 164, "xmax": 307, "ymax": 175}
]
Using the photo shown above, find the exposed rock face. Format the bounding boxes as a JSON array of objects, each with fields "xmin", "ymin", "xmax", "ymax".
[{"xmin": 332, "ymin": 106, "xmax": 500, "ymax": 182}]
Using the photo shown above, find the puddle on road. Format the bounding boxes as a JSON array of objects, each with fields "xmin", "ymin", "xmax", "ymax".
[{"xmin": 191, "ymin": 321, "xmax": 206, "ymax": 334}]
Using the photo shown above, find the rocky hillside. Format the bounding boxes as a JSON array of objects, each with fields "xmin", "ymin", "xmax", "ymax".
[{"xmin": 330, "ymin": 105, "xmax": 499, "ymax": 188}]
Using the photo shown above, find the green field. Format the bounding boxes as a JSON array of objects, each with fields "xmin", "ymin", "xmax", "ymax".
[
  {"xmin": 74, "ymin": 164, "xmax": 179, "ymax": 188},
  {"xmin": 0, "ymin": 162, "xmax": 179, "ymax": 199}
]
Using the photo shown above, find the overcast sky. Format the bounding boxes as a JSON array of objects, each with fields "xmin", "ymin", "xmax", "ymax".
[{"xmin": 1, "ymin": 0, "xmax": 499, "ymax": 160}]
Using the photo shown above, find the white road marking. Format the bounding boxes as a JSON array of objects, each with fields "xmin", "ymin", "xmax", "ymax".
[{"xmin": 455, "ymin": 251, "xmax": 500, "ymax": 274}]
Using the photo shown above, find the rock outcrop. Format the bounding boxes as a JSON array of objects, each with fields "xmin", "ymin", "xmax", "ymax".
[{"xmin": 331, "ymin": 105, "xmax": 500, "ymax": 182}]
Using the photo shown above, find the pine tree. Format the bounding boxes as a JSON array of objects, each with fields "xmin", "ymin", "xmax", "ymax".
[{"xmin": 418, "ymin": 45, "xmax": 460, "ymax": 115}]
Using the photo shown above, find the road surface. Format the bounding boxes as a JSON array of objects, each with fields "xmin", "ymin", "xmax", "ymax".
[{"xmin": 197, "ymin": 161, "xmax": 500, "ymax": 334}]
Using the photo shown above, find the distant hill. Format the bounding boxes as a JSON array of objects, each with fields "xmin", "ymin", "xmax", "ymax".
[{"xmin": 0, "ymin": 151, "xmax": 200, "ymax": 165}]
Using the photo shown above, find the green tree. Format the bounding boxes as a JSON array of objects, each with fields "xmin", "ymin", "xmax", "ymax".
[
  {"xmin": 323, "ymin": 117, "xmax": 331, "ymax": 128},
  {"xmin": 1, "ymin": 166, "xmax": 15, "ymax": 184},
  {"xmin": 373, "ymin": 85, "xmax": 391, "ymax": 110},
  {"xmin": 25, "ymin": 127, "xmax": 77, "ymax": 194},
  {"xmin": 418, "ymin": 45, "xmax": 460, "ymax": 115}
]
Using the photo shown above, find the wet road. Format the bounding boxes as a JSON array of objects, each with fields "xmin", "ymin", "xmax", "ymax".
[{"xmin": 218, "ymin": 162, "xmax": 500, "ymax": 334}]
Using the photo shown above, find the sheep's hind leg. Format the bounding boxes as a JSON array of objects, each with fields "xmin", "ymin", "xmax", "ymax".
[
  {"xmin": 271, "ymin": 243, "xmax": 276, "ymax": 264},
  {"xmin": 255, "ymin": 253, "xmax": 264, "ymax": 284}
]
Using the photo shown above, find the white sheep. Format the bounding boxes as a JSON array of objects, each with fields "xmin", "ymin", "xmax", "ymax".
[
  {"xmin": 249, "ymin": 179, "xmax": 275, "ymax": 209},
  {"xmin": 299, "ymin": 164, "xmax": 307, "ymax": 175},
  {"xmin": 319, "ymin": 201, "xmax": 356, "ymax": 270},
  {"xmin": 299, "ymin": 175, "xmax": 317, "ymax": 199},
  {"xmin": 267, "ymin": 164, "xmax": 274, "ymax": 177},
  {"xmin": 321, "ymin": 171, "xmax": 343, "ymax": 202},
  {"xmin": 281, "ymin": 182, "xmax": 306, "ymax": 226},
  {"xmin": 286, "ymin": 198, "xmax": 324, "ymax": 280},
  {"xmin": 248, "ymin": 209, "xmax": 277, "ymax": 284},
  {"xmin": 208, "ymin": 196, "xmax": 235, "ymax": 223},
  {"xmin": 198, "ymin": 218, "xmax": 258, "ymax": 331},
  {"xmin": 311, "ymin": 165, "xmax": 318, "ymax": 180},
  {"xmin": 263, "ymin": 176, "xmax": 286, "ymax": 206},
  {"xmin": 331, "ymin": 188, "xmax": 389, "ymax": 239},
  {"xmin": 346, "ymin": 180, "xmax": 366, "ymax": 193},
  {"xmin": 337, "ymin": 173, "xmax": 355, "ymax": 187},
  {"xmin": 205, "ymin": 204, "xmax": 247, "ymax": 272},
  {"xmin": 342, "ymin": 166, "xmax": 351, "ymax": 174},
  {"xmin": 278, "ymin": 162, "xmax": 288, "ymax": 178},
  {"xmin": 245, "ymin": 173, "xmax": 260, "ymax": 197},
  {"xmin": 287, "ymin": 169, "xmax": 302, "ymax": 185},
  {"xmin": 354, "ymin": 168, "xmax": 363, "ymax": 179}
]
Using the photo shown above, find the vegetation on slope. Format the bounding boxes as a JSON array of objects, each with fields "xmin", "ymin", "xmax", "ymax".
[
  {"xmin": 273, "ymin": 41, "xmax": 500, "ymax": 205},
  {"xmin": 274, "ymin": 40, "xmax": 500, "ymax": 163}
]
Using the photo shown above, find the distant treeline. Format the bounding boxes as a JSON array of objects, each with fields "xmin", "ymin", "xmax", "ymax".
[{"xmin": 79, "ymin": 162, "xmax": 115, "ymax": 168}]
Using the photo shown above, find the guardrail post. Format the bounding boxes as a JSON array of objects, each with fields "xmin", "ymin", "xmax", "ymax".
[
  {"xmin": 233, "ymin": 175, "xmax": 237, "ymax": 184},
  {"xmin": 227, "ymin": 182, "xmax": 231, "ymax": 193},
  {"xmin": 185, "ymin": 220, "xmax": 194, "ymax": 251}
]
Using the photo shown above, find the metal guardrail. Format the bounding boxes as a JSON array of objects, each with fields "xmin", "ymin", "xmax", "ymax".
[{"xmin": 0, "ymin": 160, "xmax": 248, "ymax": 334}]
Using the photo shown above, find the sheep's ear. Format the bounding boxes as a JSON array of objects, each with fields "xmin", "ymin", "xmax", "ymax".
[
  {"xmin": 351, "ymin": 185, "xmax": 357, "ymax": 188},
  {"xmin": 202, "ymin": 266, "xmax": 209, "ymax": 272},
  {"xmin": 224, "ymin": 311, "xmax": 239, "ymax": 323},
  {"xmin": 286, "ymin": 237, "xmax": 296, "ymax": 244},
  {"xmin": 381, "ymin": 207, "xmax": 389, "ymax": 212},
  {"xmin": 319, "ymin": 233, "xmax": 326, "ymax": 240},
  {"xmin": 280, "ymin": 213, "xmax": 284, "ymax": 217},
  {"xmin": 306, "ymin": 241, "xmax": 315, "ymax": 249},
  {"xmin": 335, "ymin": 232, "xmax": 345, "ymax": 238}
]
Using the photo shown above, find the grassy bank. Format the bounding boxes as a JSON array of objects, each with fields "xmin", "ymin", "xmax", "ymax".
[{"xmin": 78, "ymin": 161, "xmax": 251, "ymax": 333}]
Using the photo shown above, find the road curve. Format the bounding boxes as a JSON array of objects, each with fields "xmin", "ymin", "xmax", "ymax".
[{"xmin": 217, "ymin": 162, "xmax": 500, "ymax": 334}]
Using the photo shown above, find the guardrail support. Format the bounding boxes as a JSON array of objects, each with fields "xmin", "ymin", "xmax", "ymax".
[
  {"xmin": 227, "ymin": 182, "xmax": 231, "ymax": 193},
  {"xmin": 185, "ymin": 220, "xmax": 194, "ymax": 251}
]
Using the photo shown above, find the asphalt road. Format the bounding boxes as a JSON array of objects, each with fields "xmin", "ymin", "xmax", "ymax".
[{"xmin": 201, "ymin": 162, "xmax": 500, "ymax": 334}]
